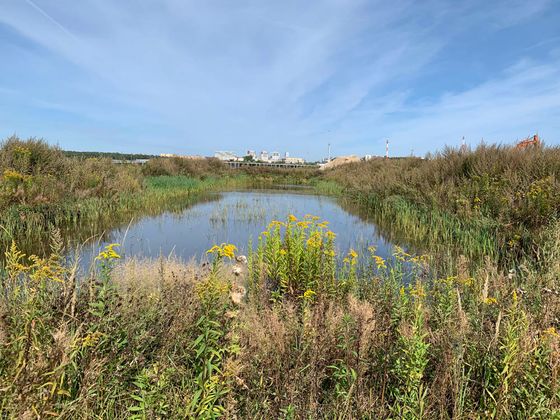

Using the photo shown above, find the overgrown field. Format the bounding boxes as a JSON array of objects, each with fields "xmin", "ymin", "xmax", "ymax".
[
  {"xmin": 1, "ymin": 216, "xmax": 559, "ymax": 418},
  {"xmin": 1, "ymin": 136, "xmax": 560, "ymax": 418},
  {"xmin": 324, "ymin": 145, "xmax": 560, "ymax": 265},
  {"xmin": 0, "ymin": 137, "xmax": 252, "ymax": 255}
]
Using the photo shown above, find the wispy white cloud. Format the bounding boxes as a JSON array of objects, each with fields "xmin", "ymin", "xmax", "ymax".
[{"xmin": 0, "ymin": 0, "xmax": 558, "ymax": 157}]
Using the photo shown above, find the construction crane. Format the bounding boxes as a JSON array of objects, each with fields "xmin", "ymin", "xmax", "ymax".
[{"xmin": 516, "ymin": 134, "xmax": 541, "ymax": 149}]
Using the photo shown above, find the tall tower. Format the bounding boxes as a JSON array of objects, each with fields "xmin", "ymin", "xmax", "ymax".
[
  {"xmin": 385, "ymin": 139, "xmax": 389, "ymax": 159},
  {"xmin": 328, "ymin": 143, "xmax": 331, "ymax": 162}
]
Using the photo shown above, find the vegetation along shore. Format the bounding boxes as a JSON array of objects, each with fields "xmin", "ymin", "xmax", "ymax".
[{"xmin": 1, "ymin": 136, "xmax": 559, "ymax": 418}]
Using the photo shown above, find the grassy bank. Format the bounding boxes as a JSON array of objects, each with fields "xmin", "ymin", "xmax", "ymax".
[
  {"xmin": 0, "ymin": 137, "xmax": 257, "ymax": 256},
  {"xmin": 1, "ymin": 215, "xmax": 559, "ymax": 418},
  {"xmin": 322, "ymin": 144, "xmax": 560, "ymax": 266},
  {"xmin": 0, "ymin": 175, "xmax": 253, "ymax": 258}
]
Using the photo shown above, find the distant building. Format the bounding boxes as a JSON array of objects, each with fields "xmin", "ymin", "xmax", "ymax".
[
  {"xmin": 214, "ymin": 151, "xmax": 238, "ymax": 161},
  {"xmin": 259, "ymin": 151, "xmax": 269, "ymax": 162},
  {"xmin": 363, "ymin": 154, "xmax": 382, "ymax": 161},
  {"xmin": 246, "ymin": 150, "xmax": 257, "ymax": 159},
  {"xmin": 270, "ymin": 151, "xmax": 281, "ymax": 162},
  {"xmin": 285, "ymin": 157, "xmax": 305, "ymax": 164}
]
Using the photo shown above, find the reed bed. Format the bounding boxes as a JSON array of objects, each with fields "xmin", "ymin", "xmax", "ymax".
[{"xmin": 323, "ymin": 144, "xmax": 560, "ymax": 265}]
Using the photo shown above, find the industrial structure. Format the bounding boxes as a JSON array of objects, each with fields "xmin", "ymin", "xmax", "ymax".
[
  {"xmin": 516, "ymin": 134, "xmax": 541, "ymax": 149},
  {"xmin": 213, "ymin": 149, "xmax": 306, "ymax": 164},
  {"xmin": 214, "ymin": 151, "xmax": 242, "ymax": 161}
]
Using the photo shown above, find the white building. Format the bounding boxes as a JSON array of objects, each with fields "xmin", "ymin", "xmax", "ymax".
[
  {"xmin": 214, "ymin": 151, "xmax": 238, "ymax": 161},
  {"xmin": 246, "ymin": 150, "xmax": 257, "ymax": 159},
  {"xmin": 270, "ymin": 151, "xmax": 281, "ymax": 162},
  {"xmin": 285, "ymin": 157, "xmax": 305, "ymax": 164},
  {"xmin": 259, "ymin": 151, "xmax": 269, "ymax": 162}
]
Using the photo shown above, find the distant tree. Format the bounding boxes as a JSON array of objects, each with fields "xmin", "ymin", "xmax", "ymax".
[
  {"xmin": 63, "ymin": 150, "xmax": 157, "ymax": 160},
  {"xmin": 243, "ymin": 155, "xmax": 254, "ymax": 162}
]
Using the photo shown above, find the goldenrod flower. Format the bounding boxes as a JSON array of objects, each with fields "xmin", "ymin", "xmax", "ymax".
[
  {"xmin": 288, "ymin": 214, "xmax": 298, "ymax": 222},
  {"xmin": 483, "ymin": 297, "xmax": 498, "ymax": 305},
  {"xmin": 268, "ymin": 220, "xmax": 284, "ymax": 229},
  {"xmin": 96, "ymin": 243, "xmax": 121, "ymax": 261},
  {"xmin": 374, "ymin": 255, "xmax": 386, "ymax": 270},
  {"xmin": 306, "ymin": 232, "xmax": 322, "ymax": 248},
  {"xmin": 323, "ymin": 249, "xmax": 336, "ymax": 257},
  {"xmin": 206, "ymin": 243, "xmax": 237, "ymax": 259},
  {"xmin": 302, "ymin": 289, "xmax": 316, "ymax": 300},
  {"xmin": 206, "ymin": 245, "xmax": 221, "ymax": 254},
  {"xmin": 543, "ymin": 327, "xmax": 559, "ymax": 338}
]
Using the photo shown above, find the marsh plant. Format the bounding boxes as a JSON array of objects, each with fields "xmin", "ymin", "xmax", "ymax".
[
  {"xmin": 1, "ymin": 216, "xmax": 559, "ymax": 418},
  {"xmin": 323, "ymin": 144, "xmax": 560, "ymax": 265}
]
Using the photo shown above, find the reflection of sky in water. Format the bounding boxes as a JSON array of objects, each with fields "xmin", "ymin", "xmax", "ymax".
[{"xmin": 78, "ymin": 190, "xmax": 398, "ymax": 266}]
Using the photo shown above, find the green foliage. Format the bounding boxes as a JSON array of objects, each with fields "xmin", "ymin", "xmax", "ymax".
[
  {"xmin": 249, "ymin": 214, "xmax": 338, "ymax": 302},
  {"xmin": 324, "ymin": 144, "xmax": 560, "ymax": 264},
  {"xmin": 142, "ymin": 156, "xmax": 228, "ymax": 177}
]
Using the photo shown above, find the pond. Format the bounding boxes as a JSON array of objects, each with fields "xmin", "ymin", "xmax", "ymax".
[{"xmin": 76, "ymin": 189, "xmax": 401, "ymax": 266}]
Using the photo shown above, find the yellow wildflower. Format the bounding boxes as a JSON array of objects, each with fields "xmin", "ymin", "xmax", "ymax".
[
  {"xmin": 306, "ymin": 232, "xmax": 322, "ymax": 248},
  {"xmin": 302, "ymin": 289, "xmax": 316, "ymax": 300},
  {"xmin": 222, "ymin": 244, "xmax": 237, "ymax": 259},
  {"xmin": 411, "ymin": 283, "xmax": 426, "ymax": 298},
  {"xmin": 323, "ymin": 249, "xmax": 336, "ymax": 257},
  {"xmin": 79, "ymin": 331, "xmax": 105, "ymax": 348},
  {"xmin": 96, "ymin": 243, "xmax": 121, "ymax": 261},
  {"xmin": 206, "ymin": 243, "xmax": 237, "ymax": 259},
  {"xmin": 206, "ymin": 245, "xmax": 221, "ymax": 254},
  {"xmin": 374, "ymin": 255, "xmax": 386, "ymax": 270},
  {"xmin": 483, "ymin": 297, "xmax": 498, "ymax": 305},
  {"xmin": 288, "ymin": 214, "xmax": 298, "ymax": 222},
  {"xmin": 543, "ymin": 327, "xmax": 559, "ymax": 338},
  {"xmin": 268, "ymin": 220, "xmax": 284, "ymax": 229}
]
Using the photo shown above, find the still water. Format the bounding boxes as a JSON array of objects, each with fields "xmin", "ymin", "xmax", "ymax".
[{"xmin": 79, "ymin": 189, "xmax": 399, "ymax": 265}]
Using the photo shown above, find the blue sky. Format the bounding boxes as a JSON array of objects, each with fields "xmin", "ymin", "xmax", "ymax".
[{"xmin": 0, "ymin": 0, "xmax": 559, "ymax": 159}]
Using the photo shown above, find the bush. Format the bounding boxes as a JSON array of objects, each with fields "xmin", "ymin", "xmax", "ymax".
[
  {"xmin": 142, "ymin": 157, "xmax": 228, "ymax": 177},
  {"xmin": 323, "ymin": 144, "xmax": 560, "ymax": 261},
  {"xmin": 0, "ymin": 136, "xmax": 143, "ymax": 208}
]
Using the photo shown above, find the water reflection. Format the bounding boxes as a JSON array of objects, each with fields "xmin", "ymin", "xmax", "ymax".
[{"xmin": 78, "ymin": 189, "xmax": 400, "ymax": 265}]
